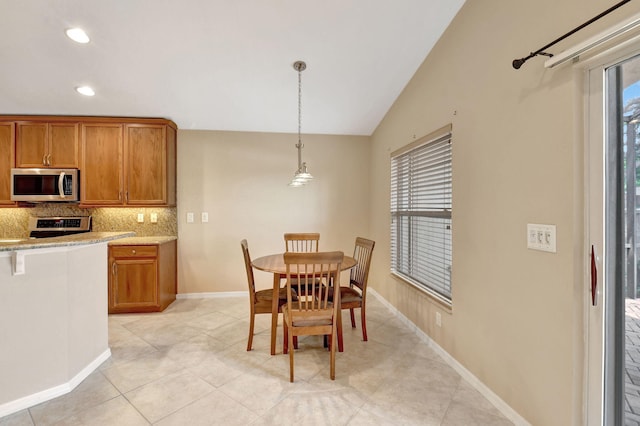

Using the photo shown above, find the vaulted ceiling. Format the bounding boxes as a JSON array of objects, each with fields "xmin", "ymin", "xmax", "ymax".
[{"xmin": 0, "ymin": 0, "xmax": 465, "ymax": 135}]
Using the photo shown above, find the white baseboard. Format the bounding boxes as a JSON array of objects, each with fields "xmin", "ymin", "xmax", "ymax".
[
  {"xmin": 177, "ymin": 291, "xmax": 246, "ymax": 299},
  {"xmin": 0, "ymin": 348, "xmax": 111, "ymax": 419},
  {"xmin": 368, "ymin": 288, "xmax": 530, "ymax": 426}
]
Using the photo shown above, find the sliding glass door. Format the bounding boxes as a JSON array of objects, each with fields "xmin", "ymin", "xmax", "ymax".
[{"xmin": 587, "ymin": 51, "xmax": 640, "ymax": 426}]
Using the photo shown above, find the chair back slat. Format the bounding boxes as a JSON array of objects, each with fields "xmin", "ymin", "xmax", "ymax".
[{"xmin": 284, "ymin": 233, "xmax": 320, "ymax": 252}]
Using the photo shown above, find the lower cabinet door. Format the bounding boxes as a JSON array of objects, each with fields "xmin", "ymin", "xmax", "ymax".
[{"xmin": 109, "ymin": 257, "xmax": 158, "ymax": 313}]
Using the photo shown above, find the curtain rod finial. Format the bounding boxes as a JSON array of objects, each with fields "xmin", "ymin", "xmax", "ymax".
[{"xmin": 512, "ymin": 58, "xmax": 526, "ymax": 69}]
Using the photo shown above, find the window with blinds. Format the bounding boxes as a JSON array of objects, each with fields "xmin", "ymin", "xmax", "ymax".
[{"xmin": 390, "ymin": 124, "xmax": 452, "ymax": 302}]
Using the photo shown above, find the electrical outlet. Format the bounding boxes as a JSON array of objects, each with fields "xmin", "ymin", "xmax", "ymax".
[
  {"xmin": 435, "ymin": 312, "xmax": 442, "ymax": 327},
  {"xmin": 187, "ymin": 212, "xmax": 194, "ymax": 223},
  {"xmin": 201, "ymin": 212, "xmax": 209, "ymax": 223},
  {"xmin": 137, "ymin": 213, "xmax": 144, "ymax": 223},
  {"xmin": 150, "ymin": 213, "xmax": 158, "ymax": 223}
]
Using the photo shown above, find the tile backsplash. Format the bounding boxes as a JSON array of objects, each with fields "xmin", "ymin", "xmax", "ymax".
[
  {"xmin": 0, "ymin": 209, "xmax": 29, "ymax": 238},
  {"xmin": 0, "ymin": 205, "xmax": 177, "ymax": 238}
]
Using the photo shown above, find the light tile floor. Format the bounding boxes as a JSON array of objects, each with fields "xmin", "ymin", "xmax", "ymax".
[{"xmin": 1, "ymin": 295, "xmax": 514, "ymax": 425}]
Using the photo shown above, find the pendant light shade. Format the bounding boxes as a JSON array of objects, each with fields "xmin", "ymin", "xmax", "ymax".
[{"xmin": 289, "ymin": 60, "xmax": 313, "ymax": 187}]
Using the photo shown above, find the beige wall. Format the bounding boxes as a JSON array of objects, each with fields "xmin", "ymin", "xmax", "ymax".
[
  {"xmin": 368, "ymin": 0, "xmax": 640, "ymax": 425},
  {"xmin": 176, "ymin": 130, "xmax": 370, "ymax": 294}
]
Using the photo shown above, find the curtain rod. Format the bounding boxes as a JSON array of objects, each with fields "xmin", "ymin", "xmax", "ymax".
[
  {"xmin": 512, "ymin": 0, "xmax": 631, "ymax": 70},
  {"xmin": 544, "ymin": 11, "xmax": 640, "ymax": 68}
]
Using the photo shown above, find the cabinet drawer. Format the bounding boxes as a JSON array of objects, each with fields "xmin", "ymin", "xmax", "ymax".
[{"xmin": 110, "ymin": 245, "xmax": 157, "ymax": 258}]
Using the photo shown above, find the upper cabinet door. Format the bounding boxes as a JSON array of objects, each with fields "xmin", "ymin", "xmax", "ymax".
[
  {"xmin": 0, "ymin": 122, "xmax": 15, "ymax": 205},
  {"xmin": 15, "ymin": 122, "xmax": 47, "ymax": 167},
  {"xmin": 15, "ymin": 122, "xmax": 79, "ymax": 168},
  {"xmin": 48, "ymin": 123, "xmax": 79, "ymax": 168},
  {"xmin": 125, "ymin": 124, "xmax": 167, "ymax": 205},
  {"xmin": 80, "ymin": 123, "xmax": 124, "ymax": 205}
]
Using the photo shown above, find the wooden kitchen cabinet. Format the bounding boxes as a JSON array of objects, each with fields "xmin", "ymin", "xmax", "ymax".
[
  {"xmin": 80, "ymin": 123, "xmax": 124, "ymax": 205},
  {"xmin": 80, "ymin": 120, "xmax": 176, "ymax": 207},
  {"xmin": 0, "ymin": 115, "xmax": 177, "ymax": 207},
  {"xmin": 0, "ymin": 122, "xmax": 15, "ymax": 206},
  {"xmin": 16, "ymin": 122, "xmax": 79, "ymax": 168},
  {"xmin": 125, "ymin": 124, "xmax": 177, "ymax": 206},
  {"xmin": 108, "ymin": 238, "xmax": 177, "ymax": 314}
]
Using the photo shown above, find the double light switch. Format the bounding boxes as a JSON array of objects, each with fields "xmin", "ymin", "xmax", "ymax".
[{"xmin": 186, "ymin": 212, "xmax": 208, "ymax": 223}]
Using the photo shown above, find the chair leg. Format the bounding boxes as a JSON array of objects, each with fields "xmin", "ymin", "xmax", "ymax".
[
  {"xmin": 283, "ymin": 322, "xmax": 289, "ymax": 354},
  {"xmin": 350, "ymin": 308, "xmax": 356, "ymax": 328},
  {"xmin": 337, "ymin": 309, "xmax": 344, "ymax": 353},
  {"xmin": 289, "ymin": 328, "xmax": 295, "ymax": 382},
  {"xmin": 247, "ymin": 312, "xmax": 255, "ymax": 351},
  {"xmin": 284, "ymin": 322, "xmax": 299, "ymax": 354},
  {"xmin": 361, "ymin": 307, "xmax": 368, "ymax": 342},
  {"xmin": 329, "ymin": 327, "xmax": 336, "ymax": 380}
]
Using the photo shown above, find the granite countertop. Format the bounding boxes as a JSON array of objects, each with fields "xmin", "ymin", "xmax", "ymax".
[
  {"xmin": 108, "ymin": 236, "xmax": 177, "ymax": 245},
  {"xmin": 0, "ymin": 232, "xmax": 135, "ymax": 252}
]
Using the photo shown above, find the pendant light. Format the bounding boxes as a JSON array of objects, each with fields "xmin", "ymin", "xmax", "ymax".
[{"xmin": 289, "ymin": 60, "xmax": 313, "ymax": 187}]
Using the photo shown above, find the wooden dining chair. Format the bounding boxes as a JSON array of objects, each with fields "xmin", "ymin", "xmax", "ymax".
[
  {"xmin": 282, "ymin": 251, "xmax": 344, "ymax": 382},
  {"xmin": 284, "ymin": 233, "xmax": 320, "ymax": 253},
  {"xmin": 241, "ymin": 239, "xmax": 296, "ymax": 351},
  {"xmin": 332, "ymin": 237, "xmax": 375, "ymax": 351}
]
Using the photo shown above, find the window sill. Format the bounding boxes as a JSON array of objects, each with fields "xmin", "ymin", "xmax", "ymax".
[{"xmin": 390, "ymin": 272, "xmax": 453, "ymax": 313}]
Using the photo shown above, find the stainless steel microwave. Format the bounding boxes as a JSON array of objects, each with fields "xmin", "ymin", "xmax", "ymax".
[{"xmin": 11, "ymin": 168, "xmax": 79, "ymax": 202}]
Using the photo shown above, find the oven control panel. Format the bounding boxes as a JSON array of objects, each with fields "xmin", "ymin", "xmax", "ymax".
[
  {"xmin": 28, "ymin": 216, "xmax": 92, "ymax": 237},
  {"xmin": 36, "ymin": 218, "xmax": 83, "ymax": 229}
]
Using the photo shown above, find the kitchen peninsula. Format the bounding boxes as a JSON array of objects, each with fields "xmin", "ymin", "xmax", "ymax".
[{"xmin": 0, "ymin": 232, "xmax": 133, "ymax": 417}]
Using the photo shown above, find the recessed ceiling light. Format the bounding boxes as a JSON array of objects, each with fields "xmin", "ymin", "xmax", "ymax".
[
  {"xmin": 65, "ymin": 28, "xmax": 90, "ymax": 44},
  {"xmin": 75, "ymin": 86, "xmax": 95, "ymax": 96}
]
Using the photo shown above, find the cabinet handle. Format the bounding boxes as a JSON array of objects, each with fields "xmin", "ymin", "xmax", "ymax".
[
  {"xmin": 112, "ymin": 262, "xmax": 117, "ymax": 275},
  {"xmin": 132, "ymin": 249, "xmax": 136, "ymax": 255},
  {"xmin": 42, "ymin": 154, "xmax": 47, "ymax": 166},
  {"xmin": 125, "ymin": 191, "xmax": 129, "ymax": 203},
  {"xmin": 118, "ymin": 191, "xmax": 122, "ymax": 202},
  {"xmin": 47, "ymin": 154, "xmax": 52, "ymax": 166}
]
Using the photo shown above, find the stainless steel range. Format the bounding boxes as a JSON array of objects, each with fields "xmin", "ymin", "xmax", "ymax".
[{"xmin": 28, "ymin": 216, "xmax": 92, "ymax": 238}]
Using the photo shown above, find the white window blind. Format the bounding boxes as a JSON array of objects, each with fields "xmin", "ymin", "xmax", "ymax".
[{"xmin": 390, "ymin": 125, "xmax": 452, "ymax": 301}]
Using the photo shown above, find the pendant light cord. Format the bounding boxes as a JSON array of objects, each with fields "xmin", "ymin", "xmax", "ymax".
[
  {"xmin": 298, "ymin": 67, "xmax": 302, "ymax": 147},
  {"xmin": 296, "ymin": 67, "xmax": 303, "ymax": 169}
]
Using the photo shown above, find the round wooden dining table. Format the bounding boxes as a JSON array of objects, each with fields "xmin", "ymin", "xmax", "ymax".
[{"xmin": 252, "ymin": 253, "xmax": 357, "ymax": 355}]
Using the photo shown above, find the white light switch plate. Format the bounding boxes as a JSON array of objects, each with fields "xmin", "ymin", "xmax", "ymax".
[
  {"xmin": 527, "ymin": 223, "xmax": 556, "ymax": 253},
  {"xmin": 187, "ymin": 212, "xmax": 194, "ymax": 223}
]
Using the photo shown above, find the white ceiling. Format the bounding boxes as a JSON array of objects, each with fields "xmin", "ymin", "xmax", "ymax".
[{"xmin": 0, "ymin": 0, "xmax": 465, "ymax": 136}]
